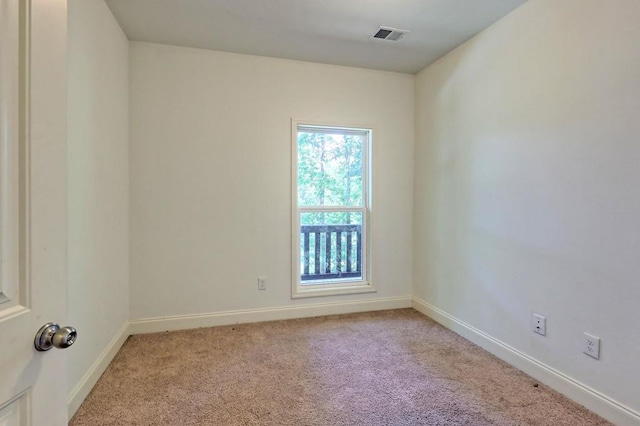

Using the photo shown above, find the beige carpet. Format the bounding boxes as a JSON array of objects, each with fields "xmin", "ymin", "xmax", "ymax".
[{"xmin": 71, "ymin": 309, "xmax": 610, "ymax": 425}]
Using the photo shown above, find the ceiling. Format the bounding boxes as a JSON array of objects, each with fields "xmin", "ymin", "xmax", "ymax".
[{"xmin": 105, "ymin": 0, "xmax": 527, "ymax": 74}]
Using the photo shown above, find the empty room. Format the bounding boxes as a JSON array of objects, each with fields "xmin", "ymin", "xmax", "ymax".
[{"xmin": 1, "ymin": 0, "xmax": 638, "ymax": 424}]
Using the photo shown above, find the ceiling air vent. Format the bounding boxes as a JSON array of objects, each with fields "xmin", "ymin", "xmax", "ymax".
[{"xmin": 373, "ymin": 26, "xmax": 408, "ymax": 42}]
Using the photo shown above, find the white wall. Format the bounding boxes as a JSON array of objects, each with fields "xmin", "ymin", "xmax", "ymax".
[
  {"xmin": 414, "ymin": 0, "xmax": 640, "ymax": 418},
  {"xmin": 67, "ymin": 0, "xmax": 129, "ymax": 406},
  {"xmin": 129, "ymin": 42, "xmax": 414, "ymax": 320}
]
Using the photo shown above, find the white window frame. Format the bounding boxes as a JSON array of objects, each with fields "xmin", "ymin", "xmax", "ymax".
[{"xmin": 291, "ymin": 119, "xmax": 375, "ymax": 298}]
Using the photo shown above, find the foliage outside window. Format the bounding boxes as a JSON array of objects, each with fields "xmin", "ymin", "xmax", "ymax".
[{"xmin": 291, "ymin": 121, "xmax": 373, "ymax": 298}]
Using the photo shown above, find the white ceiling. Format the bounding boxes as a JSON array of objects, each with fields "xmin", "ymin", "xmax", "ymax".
[{"xmin": 105, "ymin": 0, "xmax": 527, "ymax": 74}]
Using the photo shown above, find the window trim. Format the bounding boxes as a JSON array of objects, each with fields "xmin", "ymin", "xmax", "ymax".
[{"xmin": 291, "ymin": 119, "xmax": 375, "ymax": 299}]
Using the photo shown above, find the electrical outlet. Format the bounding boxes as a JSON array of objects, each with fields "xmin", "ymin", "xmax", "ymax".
[
  {"xmin": 583, "ymin": 333, "xmax": 600, "ymax": 359},
  {"xmin": 532, "ymin": 313, "xmax": 546, "ymax": 336},
  {"xmin": 257, "ymin": 277, "xmax": 267, "ymax": 290}
]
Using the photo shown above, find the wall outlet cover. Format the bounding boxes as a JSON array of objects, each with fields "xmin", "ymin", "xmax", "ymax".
[
  {"xmin": 532, "ymin": 313, "xmax": 546, "ymax": 336},
  {"xmin": 258, "ymin": 277, "xmax": 267, "ymax": 290},
  {"xmin": 583, "ymin": 333, "xmax": 600, "ymax": 359}
]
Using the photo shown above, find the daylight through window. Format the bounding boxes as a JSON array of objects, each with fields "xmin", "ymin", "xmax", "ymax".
[{"xmin": 292, "ymin": 122, "xmax": 373, "ymax": 298}]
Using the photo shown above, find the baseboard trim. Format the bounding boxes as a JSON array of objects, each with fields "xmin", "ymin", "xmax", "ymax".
[
  {"xmin": 67, "ymin": 321, "xmax": 131, "ymax": 419},
  {"xmin": 129, "ymin": 296, "xmax": 413, "ymax": 335},
  {"xmin": 411, "ymin": 297, "xmax": 640, "ymax": 426}
]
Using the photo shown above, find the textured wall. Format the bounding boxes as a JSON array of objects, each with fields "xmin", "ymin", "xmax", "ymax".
[
  {"xmin": 67, "ymin": 0, "xmax": 130, "ymax": 398},
  {"xmin": 129, "ymin": 42, "xmax": 415, "ymax": 319},
  {"xmin": 414, "ymin": 0, "xmax": 640, "ymax": 415}
]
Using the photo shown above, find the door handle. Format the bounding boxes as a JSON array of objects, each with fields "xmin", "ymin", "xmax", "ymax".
[{"xmin": 34, "ymin": 322, "xmax": 77, "ymax": 351}]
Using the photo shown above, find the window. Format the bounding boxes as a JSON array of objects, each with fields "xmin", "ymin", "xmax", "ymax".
[{"xmin": 291, "ymin": 121, "xmax": 373, "ymax": 298}]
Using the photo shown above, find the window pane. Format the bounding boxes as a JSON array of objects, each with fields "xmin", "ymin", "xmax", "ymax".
[
  {"xmin": 297, "ymin": 131, "xmax": 363, "ymax": 207},
  {"xmin": 299, "ymin": 211, "xmax": 363, "ymax": 284}
]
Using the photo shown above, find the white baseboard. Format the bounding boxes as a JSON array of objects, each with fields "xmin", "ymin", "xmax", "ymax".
[
  {"xmin": 67, "ymin": 321, "xmax": 131, "ymax": 419},
  {"xmin": 411, "ymin": 297, "xmax": 640, "ymax": 426},
  {"xmin": 129, "ymin": 296, "xmax": 413, "ymax": 335}
]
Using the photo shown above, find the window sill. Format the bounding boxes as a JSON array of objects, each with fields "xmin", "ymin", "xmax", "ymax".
[{"xmin": 291, "ymin": 282, "xmax": 376, "ymax": 299}]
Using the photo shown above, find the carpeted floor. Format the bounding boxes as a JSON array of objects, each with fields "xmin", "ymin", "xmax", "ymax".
[{"xmin": 71, "ymin": 309, "xmax": 611, "ymax": 425}]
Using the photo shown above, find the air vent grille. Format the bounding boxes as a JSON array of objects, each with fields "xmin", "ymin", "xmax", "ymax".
[{"xmin": 373, "ymin": 26, "xmax": 408, "ymax": 42}]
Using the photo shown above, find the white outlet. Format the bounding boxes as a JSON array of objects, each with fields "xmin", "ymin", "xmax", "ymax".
[
  {"xmin": 583, "ymin": 333, "xmax": 600, "ymax": 359},
  {"xmin": 257, "ymin": 277, "xmax": 267, "ymax": 290},
  {"xmin": 532, "ymin": 313, "xmax": 546, "ymax": 336}
]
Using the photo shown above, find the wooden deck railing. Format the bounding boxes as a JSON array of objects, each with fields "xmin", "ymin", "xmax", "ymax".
[{"xmin": 300, "ymin": 224, "xmax": 362, "ymax": 282}]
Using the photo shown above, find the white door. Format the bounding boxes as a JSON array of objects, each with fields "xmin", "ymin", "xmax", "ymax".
[{"xmin": 0, "ymin": 0, "xmax": 69, "ymax": 425}]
